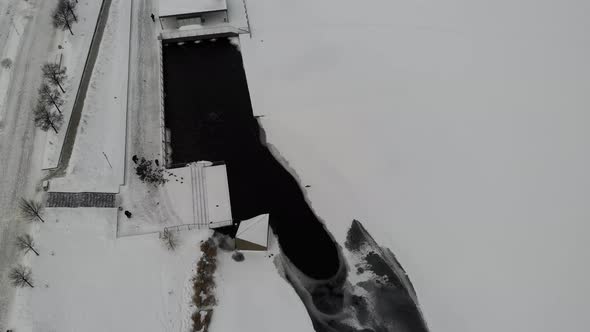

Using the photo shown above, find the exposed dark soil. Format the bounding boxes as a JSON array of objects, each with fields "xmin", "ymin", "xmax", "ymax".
[{"xmin": 163, "ymin": 38, "xmax": 339, "ymax": 279}]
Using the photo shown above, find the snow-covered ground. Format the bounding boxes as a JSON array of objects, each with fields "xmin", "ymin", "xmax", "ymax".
[
  {"xmin": 238, "ymin": 0, "xmax": 590, "ymax": 331},
  {"xmin": 8, "ymin": 208, "xmax": 314, "ymax": 332},
  {"xmin": 41, "ymin": 0, "xmax": 103, "ymax": 169},
  {"xmin": 11, "ymin": 208, "xmax": 209, "ymax": 332},
  {"xmin": 0, "ymin": 0, "xmax": 32, "ymax": 124},
  {"xmin": 118, "ymin": 0, "xmax": 189, "ymax": 237},
  {"xmin": 49, "ymin": 0, "xmax": 131, "ymax": 192},
  {"xmin": 212, "ymin": 239, "xmax": 313, "ymax": 332}
]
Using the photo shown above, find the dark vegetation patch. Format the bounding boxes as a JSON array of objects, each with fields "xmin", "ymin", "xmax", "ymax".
[
  {"xmin": 191, "ymin": 309, "xmax": 213, "ymax": 332},
  {"xmin": 191, "ymin": 239, "xmax": 218, "ymax": 332},
  {"xmin": 364, "ymin": 251, "xmax": 402, "ymax": 288}
]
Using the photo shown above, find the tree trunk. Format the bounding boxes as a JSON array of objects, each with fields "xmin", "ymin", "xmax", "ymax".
[
  {"xmin": 25, "ymin": 279, "xmax": 33, "ymax": 288},
  {"xmin": 35, "ymin": 211, "xmax": 46, "ymax": 223},
  {"xmin": 31, "ymin": 247, "xmax": 40, "ymax": 256},
  {"xmin": 52, "ymin": 98, "xmax": 62, "ymax": 113},
  {"xmin": 68, "ymin": 7, "xmax": 78, "ymax": 22},
  {"xmin": 56, "ymin": 80, "xmax": 65, "ymax": 93},
  {"xmin": 66, "ymin": 20, "xmax": 74, "ymax": 35}
]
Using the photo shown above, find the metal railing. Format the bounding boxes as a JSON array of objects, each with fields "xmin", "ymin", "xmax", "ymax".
[{"xmin": 161, "ymin": 223, "xmax": 207, "ymax": 236}]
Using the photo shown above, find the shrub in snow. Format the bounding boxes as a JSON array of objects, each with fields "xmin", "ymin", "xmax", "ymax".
[
  {"xmin": 191, "ymin": 309, "xmax": 213, "ymax": 332},
  {"xmin": 135, "ymin": 157, "xmax": 168, "ymax": 185},
  {"xmin": 191, "ymin": 239, "xmax": 218, "ymax": 326},
  {"xmin": 161, "ymin": 229, "xmax": 178, "ymax": 251},
  {"xmin": 231, "ymin": 251, "xmax": 244, "ymax": 262}
]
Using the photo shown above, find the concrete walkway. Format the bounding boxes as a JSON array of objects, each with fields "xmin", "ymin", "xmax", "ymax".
[
  {"xmin": 116, "ymin": 0, "xmax": 179, "ymax": 236},
  {"xmin": 47, "ymin": 192, "xmax": 116, "ymax": 208}
]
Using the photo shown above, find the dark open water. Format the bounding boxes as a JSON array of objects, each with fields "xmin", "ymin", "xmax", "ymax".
[{"xmin": 163, "ymin": 38, "xmax": 340, "ymax": 279}]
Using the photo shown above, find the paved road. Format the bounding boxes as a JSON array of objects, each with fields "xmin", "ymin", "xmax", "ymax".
[{"xmin": 0, "ymin": 0, "xmax": 59, "ymax": 329}]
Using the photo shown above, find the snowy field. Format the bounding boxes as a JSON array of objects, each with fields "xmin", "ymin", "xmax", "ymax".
[
  {"xmin": 11, "ymin": 208, "xmax": 209, "ymax": 332},
  {"xmin": 238, "ymin": 0, "xmax": 590, "ymax": 331},
  {"xmin": 212, "ymin": 239, "xmax": 314, "ymax": 332}
]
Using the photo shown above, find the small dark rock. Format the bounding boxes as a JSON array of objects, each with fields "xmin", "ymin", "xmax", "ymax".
[{"xmin": 124, "ymin": 210, "xmax": 132, "ymax": 218}]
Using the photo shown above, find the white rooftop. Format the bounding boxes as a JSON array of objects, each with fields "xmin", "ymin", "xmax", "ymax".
[
  {"xmin": 159, "ymin": 0, "xmax": 228, "ymax": 17},
  {"xmin": 236, "ymin": 214, "xmax": 269, "ymax": 248}
]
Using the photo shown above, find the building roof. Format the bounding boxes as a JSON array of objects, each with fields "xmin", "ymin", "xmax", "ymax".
[
  {"xmin": 236, "ymin": 214, "xmax": 269, "ymax": 248},
  {"xmin": 159, "ymin": 0, "xmax": 228, "ymax": 17}
]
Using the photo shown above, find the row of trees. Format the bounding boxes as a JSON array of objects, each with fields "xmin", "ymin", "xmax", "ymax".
[
  {"xmin": 11, "ymin": 0, "xmax": 80, "ymax": 290},
  {"xmin": 34, "ymin": 62, "xmax": 67, "ymax": 133},
  {"xmin": 8, "ymin": 198, "xmax": 46, "ymax": 288},
  {"xmin": 32, "ymin": 0, "xmax": 79, "ymax": 133}
]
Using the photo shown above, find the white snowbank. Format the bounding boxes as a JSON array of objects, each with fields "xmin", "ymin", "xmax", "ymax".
[
  {"xmin": 211, "ymin": 238, "xmax": 313, "ymax": 332},
  {"xmin": 159, "ymin": 0, "xmax": 227, "ymax": 18}
]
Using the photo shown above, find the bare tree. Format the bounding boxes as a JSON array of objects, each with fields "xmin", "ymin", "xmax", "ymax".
[
  {"xmin": 161, "ymin": 229, "xmax": 178, "ymax": 251},
  {"xmin": 42, "ymin": 62, "xmax": 67, "ymax": 93},
  {"xmin": 34, "ymin": 102, "xmax": 63, "ymax": 134},
  {"xmin": 16, "ymin": 234, "xmax": 40, "ymax": 256},
  {"xmin": 39, "ymin": 83, "xmax": 64, "ymax": 114},
  {"xmin": 9, "ymin": 265, "xmax": 34, "ymax": 288},
  {"xmin": 52, "ymin": 0, "xmax": 76, "ymax": 35},
  {"xmin": 64, "ymin": 0, "xmax": 78, "ymax": 22},
  {"xmin": 19, "ymin": 198, "xmax": 46, "ymax": 223}
]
